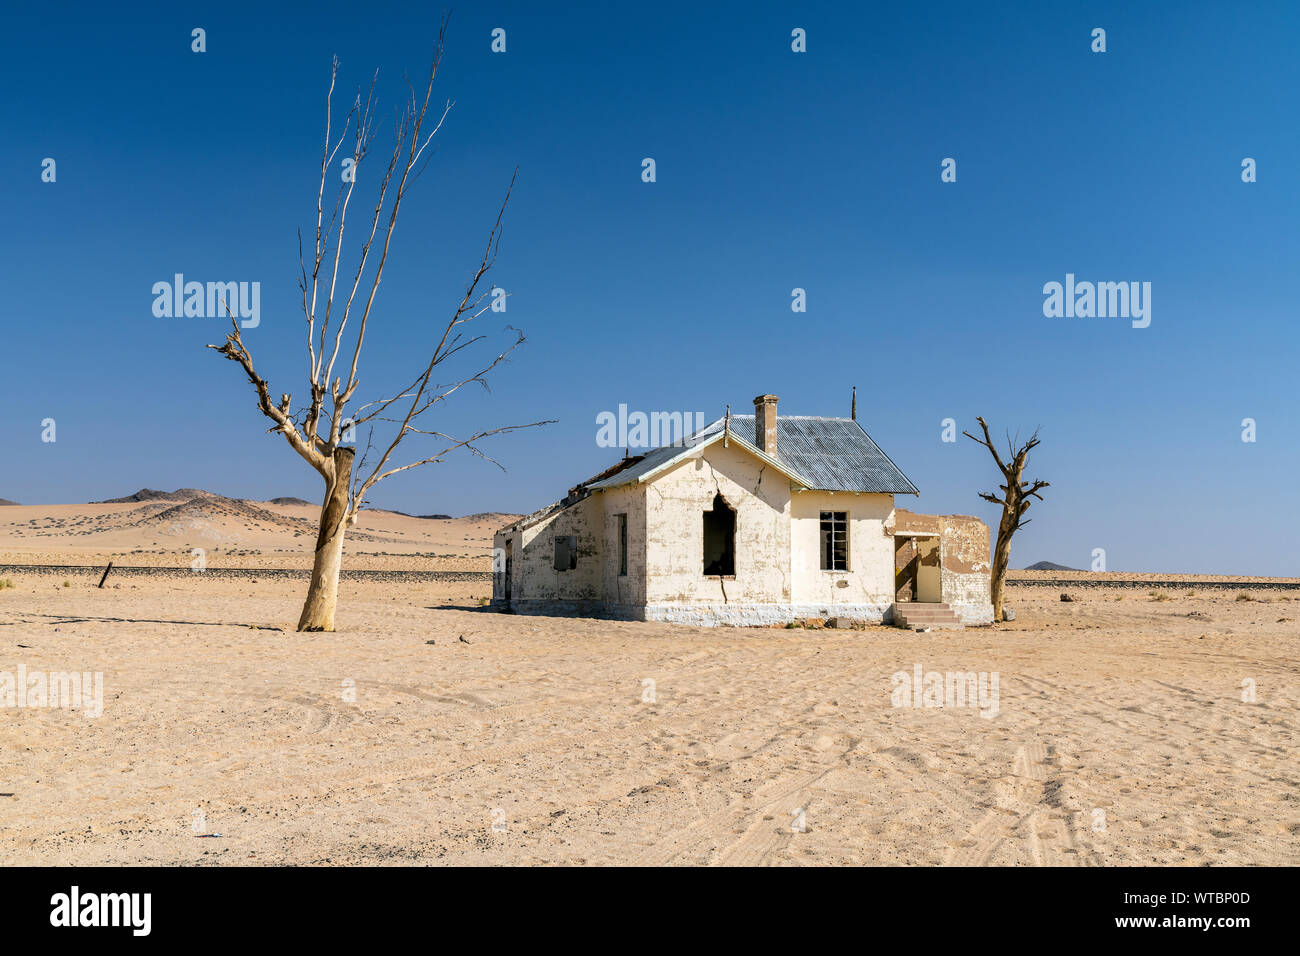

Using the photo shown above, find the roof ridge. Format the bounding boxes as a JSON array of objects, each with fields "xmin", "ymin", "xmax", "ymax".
[
  {"xmin": 583, "ymin": 407, "xmax": 919, "ymax": 495},
  {"xmin": 717, "ymin": 412, "xmax": 855, "ymax": 421}
]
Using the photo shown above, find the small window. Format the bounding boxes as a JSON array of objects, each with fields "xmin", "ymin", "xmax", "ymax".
[
  {"xmin": 616, "ymin": 514, "xmax": 628, "ymax": 576},
  {"xmin": 553, "ymin": 535, "xmax": 577, "ymax": 571},
  {"xmin": 820, "ymin": 511, "xmax": 848, "ymax": 571}
]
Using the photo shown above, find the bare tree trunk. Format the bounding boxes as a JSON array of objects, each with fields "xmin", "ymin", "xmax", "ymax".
[
  {"xmin": 298, "ymin": 446, "xmax": 355, "ymax": 632},
  {"xmin": 964, "ymin": 417, "xmax": 1049, "ymax": 623},
  {"xmin": 990, "ymin": 512, "xmax": 1015, "ymax": 621}
]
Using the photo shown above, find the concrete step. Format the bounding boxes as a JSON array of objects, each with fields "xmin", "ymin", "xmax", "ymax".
[{"xmin": 893, "ymin": 603, "xmax": 964, "ymax": 630}]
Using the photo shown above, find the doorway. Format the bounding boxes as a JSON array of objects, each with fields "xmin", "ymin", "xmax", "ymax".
[{"xmin": 895, "ymin": 534, "xmax": 940, "ymax": 603}]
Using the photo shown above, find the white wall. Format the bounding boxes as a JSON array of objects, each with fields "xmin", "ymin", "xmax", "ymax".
[
  {"xmin": 599, "ymin": 484, "xmax": 647, "ymax": 608},
  {"xmin": 790, "ymin": 491, "xmax": 895, "ymax": 606}
]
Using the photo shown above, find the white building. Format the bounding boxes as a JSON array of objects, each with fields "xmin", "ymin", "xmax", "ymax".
[{"xmin": 492, "ymin": 394, "xmax": 993, "ymax": 627}]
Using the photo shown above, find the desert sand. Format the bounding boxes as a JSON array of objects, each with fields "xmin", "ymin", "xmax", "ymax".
[
  {"xmin": 1, "ymin": 493, "xmax": 1297, "ymax": 866},
  {"xmin": 0, "ymin": 490, "xmax": 510, "ymax": 572}
]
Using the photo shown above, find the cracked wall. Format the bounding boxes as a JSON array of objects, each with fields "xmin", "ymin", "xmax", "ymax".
[
  {"xmin": 891, "ymin": 508, "xmax": 992, "ymax": 622},
  {"xmin": 642, "ymin": 440, "xmax": 792, "ymax": 605}
]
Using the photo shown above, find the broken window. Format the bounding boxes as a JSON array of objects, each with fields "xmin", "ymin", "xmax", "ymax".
[
  {"xmin": 553, "ymin": 535, "xmax": 577, "ymax": 571},
  {"xmin": 702, "ymin": 493, "xmax": 735, "ymax": 576},
  {"xmin": 820, "ymin": 511, "xmax": 848, "ymax": 571},
  {"xmin": 616, "ymin": 514, "xmax": 628, "ymax": 576}
]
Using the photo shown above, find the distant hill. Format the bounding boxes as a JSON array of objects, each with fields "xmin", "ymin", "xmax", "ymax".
[
  {"xmin": 370, "ymin": 509, "xmax": 453, "ymax": 520},
  {"xmin": 98, "ymin": 490, "xmax": 319, "ymax": 507},
  {"xmin": 14, "ymin": 487, "xmax": 507, "ymax": 524},
  {"xmin": 95, "ymin": 488, "xmax": 211, "ymax": 504},
  {"xmin": 1024, "ymin": 561, "xmax": 1080, "ymax": 572}
]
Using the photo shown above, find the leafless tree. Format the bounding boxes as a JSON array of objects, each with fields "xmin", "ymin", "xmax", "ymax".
[
  {"xmin": 208, "ymin": 21, "xmax": 548, "ymax": 631},
  {"xmin": 963, "ymin": 417, "xmax": 1049, "ymax": 622}
]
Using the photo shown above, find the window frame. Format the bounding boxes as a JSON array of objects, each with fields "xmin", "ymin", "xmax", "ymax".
[{"xmin": 819, "ymin": 510, "xmax": 849, "ymax": 572}]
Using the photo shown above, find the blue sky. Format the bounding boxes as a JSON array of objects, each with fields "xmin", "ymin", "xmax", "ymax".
[{"xmin": 2, "ymin": 1, "xmax": 1297, "ymax": 574}]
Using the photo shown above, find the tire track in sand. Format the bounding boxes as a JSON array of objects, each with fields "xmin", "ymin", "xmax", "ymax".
[{"xmin": 945, "ymin": 738, "xmax": 1098, "ymax": 866}]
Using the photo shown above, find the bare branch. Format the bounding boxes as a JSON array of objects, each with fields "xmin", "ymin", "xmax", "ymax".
[
  {"xmin": 206, "ymin": 315, "xmax": 328, "ymax": 475},
  {"xmin": 335, "ymin": 23, "xmax": 452, "ymax": 412},
  {"xmin": 349, "ymin": 419, "xmax": 553, "ymax": 513},
  {"xmin": 962, "ymin": 416, "xmax": 1009, "ymax": 475}
]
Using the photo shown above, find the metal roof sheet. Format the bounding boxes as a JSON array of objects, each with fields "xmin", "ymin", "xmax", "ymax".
[{"xmin": 585, "ymin": 413, "xmax": 918, "ymax": 495}]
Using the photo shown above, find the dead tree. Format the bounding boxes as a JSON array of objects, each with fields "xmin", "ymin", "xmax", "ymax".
[
  {"xmin": 963, "ymin": 417, "xmax": 1049, "ymax": 622},
  {"xmin": 208, "ymin": 21, "xmax": 548, "ymax": 631}
]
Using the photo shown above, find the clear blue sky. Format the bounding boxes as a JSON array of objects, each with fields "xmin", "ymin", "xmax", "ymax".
[{"xmin": 2, "ymin": 1, "xmax": 1297, "ymax": 574}]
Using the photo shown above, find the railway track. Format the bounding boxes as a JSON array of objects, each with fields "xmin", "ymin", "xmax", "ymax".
[
  {"xmin": 1007, "ymin": 577, "xmax": 1300, "ymax": 592},
  {"xmin": 0, "ymin": 564, "xmax": 492, "ymax": 582}
]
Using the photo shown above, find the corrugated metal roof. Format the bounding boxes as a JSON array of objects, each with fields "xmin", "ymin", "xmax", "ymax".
[
  {"xmin": 731, "ymin": 415, "xmax": 919, "ymax": 494},
  {"xmin": 585, "ymin": 414, "xmax": 918, "ymax": 495}
]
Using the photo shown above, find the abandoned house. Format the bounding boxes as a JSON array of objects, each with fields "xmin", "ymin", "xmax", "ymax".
[{"xmin": 491, "ymin": 394, "xmax": 994, "ymax": 627}]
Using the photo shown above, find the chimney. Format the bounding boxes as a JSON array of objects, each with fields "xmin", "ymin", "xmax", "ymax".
[{"xmin": 753, "ymin": 394, "xmax": 779, "ymax": 456}]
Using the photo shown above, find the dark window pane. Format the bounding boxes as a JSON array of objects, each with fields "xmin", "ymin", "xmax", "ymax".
[
  {"xmin": 554, "ymin": 535, "xmax": 577, "ymax": 571},
  {"xmin": 703, "ymin": 494, "xmax": 736, "ymax": 575},
  {"xmin": 617, "ymin": 514, "xmax": 628, "ymax": 576}
]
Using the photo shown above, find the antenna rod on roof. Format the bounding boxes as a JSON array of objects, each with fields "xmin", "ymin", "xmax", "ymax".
[
  {"xmin": 724, "ymin": 404, "xmax": 731, "ymax": 448},
  {"xmin": 851, "ymin": 386, "xmax": 857, "ymax": 421}
]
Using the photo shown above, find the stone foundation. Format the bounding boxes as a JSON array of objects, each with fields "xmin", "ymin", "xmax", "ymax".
[
  {"xmin": 492, "ymin": 599, "xmax": 893, "ymax": 627},
  {"xmin": 639, "ymin": 602, "xmax": 893, "ymax": 626}
]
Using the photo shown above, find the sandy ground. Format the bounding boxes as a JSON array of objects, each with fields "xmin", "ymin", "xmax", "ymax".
[{"xmin": 2, "ymin": 571, "xmax": 1297, "ymax": 866}]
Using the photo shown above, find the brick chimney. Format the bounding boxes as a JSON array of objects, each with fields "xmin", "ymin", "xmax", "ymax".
[{"xmin": 753, "ymin": 394, "xmax": 779, "ymax": 456}]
